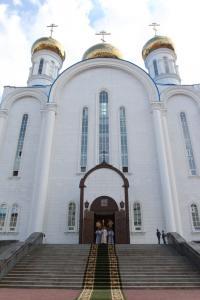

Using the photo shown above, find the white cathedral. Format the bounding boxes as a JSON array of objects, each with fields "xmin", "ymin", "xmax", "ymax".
[{"xmin": 0, "ymin": 32, "xmax": 200, "ymax": 245}]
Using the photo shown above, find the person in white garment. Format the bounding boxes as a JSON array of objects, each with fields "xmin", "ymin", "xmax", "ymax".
[
  {"xmin": 107, "ymin": 228, "xmax": 114, "ymax": 244},
  {"xmin": 101, "ymin": 226, "xmax": 108, "ymax": 244}
]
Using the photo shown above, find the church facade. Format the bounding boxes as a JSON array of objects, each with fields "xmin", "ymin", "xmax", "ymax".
[{"xmin": 0, "ymin": 34, "xmax": 200, "ymax": 244}]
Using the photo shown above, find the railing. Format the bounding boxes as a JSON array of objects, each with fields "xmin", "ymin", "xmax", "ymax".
[
  {"xmin": 0, "ymin": 232, "xmax": 44, "ymax": 279},
  {"xmin": 167, "ymin": 232, "xmax": 200, "ymax": 269}
]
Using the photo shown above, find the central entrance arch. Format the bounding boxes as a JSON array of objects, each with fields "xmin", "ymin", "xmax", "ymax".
[
  {"xmin": 91, "ymin": 196, "xmax": 118, "ymax": 242},
  {"xmin": 79, "ymin": 162, "xmax": 130, "ymax": 244}
]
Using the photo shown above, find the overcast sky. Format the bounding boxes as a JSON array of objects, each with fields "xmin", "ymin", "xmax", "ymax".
[{"xmin": 0, "ymin": 0, "xmax": 200, "ymax": 99}]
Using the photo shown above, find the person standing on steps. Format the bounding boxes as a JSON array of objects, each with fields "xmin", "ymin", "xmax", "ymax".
[
  {"xmin": 101, "ymin": 226, "xmax": 108, "ymax": 244},
  {"xmin": 95, "ymin": 228, "xmax": 102, "ymax": 244},
  {"xmin": 162, "ymin": 230, "xmax": 167, "ymax": 244},
  {"xmin": 156, "ymin": 229, "xmax": 161, "ymax": 244},
  {"xmin": 107, "ymin": 228, "xmax": 114, "ymax": 244}
]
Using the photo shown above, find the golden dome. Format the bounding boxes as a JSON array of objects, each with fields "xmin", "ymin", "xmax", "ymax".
[
  {"xmin": 31, "ymin": 37, "xmax": 65, "ymax": 61},
  {"xmin": 82, "ymin": 43, "xmax": 123, "ymax": 60},
  {"xmin": 142, "ymin": 35, "xmax": 175, "ymax": 60}
]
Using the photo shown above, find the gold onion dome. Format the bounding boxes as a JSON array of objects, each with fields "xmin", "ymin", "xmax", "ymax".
[
  {"xmin": 82, "ymin": 43, "xmax": 123, "ymax": 60},
  {"xmin": 31, "ymin": 37, "xmax": 65, "ymax": 61},
  {"xmin": 142, "ymin": 35, "xmax": 175, "ymax": 60}
]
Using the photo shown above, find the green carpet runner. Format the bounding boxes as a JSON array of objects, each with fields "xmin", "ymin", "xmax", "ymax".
[{"xmin": 77, "ymin": 244, "xmax": 125, "ymax": 300}]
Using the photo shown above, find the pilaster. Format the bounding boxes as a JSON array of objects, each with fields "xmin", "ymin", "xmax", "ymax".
[{"xmin": 28, "ymin": 102, "xmax": 57, "ymax": 233}]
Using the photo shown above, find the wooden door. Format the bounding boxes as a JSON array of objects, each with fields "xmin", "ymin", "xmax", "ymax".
[
  {"xmin": 82, "ymin": 210, "xmax": 94, "ymax": 243},
  {"xmin": 115, "ymin": 210, "xmax": 127, "ymax": 244}
]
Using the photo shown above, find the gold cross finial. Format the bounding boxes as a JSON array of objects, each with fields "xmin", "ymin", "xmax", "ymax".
[
  {"xmin": 149, "ymin": 22, "xmax": 160, "ymax": 36},
  {"xmin": 96, "ymin": 30, "xmax": 111, "ymax": 43},
  {"xmin": 47, "ymin": 23, "xmax": 58, "ymax": 38}
]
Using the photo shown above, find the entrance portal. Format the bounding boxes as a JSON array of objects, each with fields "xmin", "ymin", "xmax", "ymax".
[
  {"xmin": 79, "ymin": 162, "xmax": 130, "ymax": 244},
  {"xmin": 94, "ymin": 213, "xmax": 115, "ymax": 243},
  {"xmin": 82, "ymin": 196, "xmax": 128, "ymax": 244}
]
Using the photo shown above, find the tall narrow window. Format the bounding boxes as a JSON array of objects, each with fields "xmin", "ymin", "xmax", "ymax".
[
  {"xmin": 80, "ymin": 107, "xmax": 88, "ymax": 172},
  {"xmin": 13, "ymin": 114, "xmax": 28, "ymax": 176},
  {"xmin": 163, "ymin": 56, "xmax": 170, "ymax": 74},
  {"xmin": 38, "ymin": 58, "xmax": 44, "ymax": 74},
  {"xmin": 99, "ymin": 91, "xmax": 109, "ymax": 163},
  {"xmin": 120, "ymin": 107, "xmax": 128, "ymax": 172},
  {"xmin": 133, "ymin": 202, "xmax": 142, "ymax": 231},
  {"xmin": 191, "ymin": 204, "xmax": 200, "ymax": 230},
  {"xmin": 180, "ymin": 112, "xmax": 197, "ymax": 175},
  {"xmin": 68, "ymin": 202, "xmax": 76, "ymax": 231},
  {"xmin": 0, "ymin": 204, "xmax": 7, "ymax": 231},
  {"xmin": 153, "ymin": 59, "xmax": 158, "ymax": 76},
  {"xmin": 9, "ymin": 204, "xmax": 19, "ymax": 231}
]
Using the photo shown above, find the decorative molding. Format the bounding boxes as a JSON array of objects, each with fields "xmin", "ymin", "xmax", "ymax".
[{"xmin": 0, "ymin": 109, "xmax": 8, "ymax": 118}]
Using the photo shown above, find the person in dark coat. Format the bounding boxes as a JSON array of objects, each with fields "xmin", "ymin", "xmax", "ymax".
[
  {"xmin": 156, "ymin": 229, "xmax": 161, "ymax": 244},
  {"xmin": 162, "ymin": 230, "xmax": 167, "ymax": 244}
]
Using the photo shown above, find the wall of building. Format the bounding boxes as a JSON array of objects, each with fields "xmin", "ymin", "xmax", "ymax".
[
  {"xmin": 44, "ymin": 64, "xmax": 165, "ymax": 244},
  {"xmin": 166, "ymin": 91, "xmax": 200, "ymax": 241},
  {"xmin": 0, "ymin": 95, "xmax": 42, "ymax": 240}
]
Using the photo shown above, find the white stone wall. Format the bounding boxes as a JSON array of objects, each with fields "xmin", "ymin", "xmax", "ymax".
[
  {"xmin": 0, "ymin": 95, "xmax": 43, "ymax": 240},
  {"xmin": 165, "ymin": 90, "xmax": 200, "ymax": 241},
  {"xmin": 1, "ymin": 59, "xmax": 200, "ymax": 244},
  {"xmin": 44, "ymin": 63, "xmax": 165, "ymax": 244}
]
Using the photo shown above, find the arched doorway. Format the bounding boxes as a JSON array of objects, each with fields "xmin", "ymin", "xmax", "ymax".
[{"xmin": 79, "ymin": 162, "xmax": 130, "ymax": 244}]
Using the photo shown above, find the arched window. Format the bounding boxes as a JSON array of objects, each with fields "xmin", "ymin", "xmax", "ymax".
[
  {"xmin": 0, "ymin": 203, "xmax": 7, "ymax": 231},
  {"xmin": 99, "ymin": 91, "xmax": 109, "ymax": 163},
  {"xmin": 133, "ymin": 202, "xmax": 142, "ymax": 231},
  {"xmin": 80, "ymin": 107, "xmax": 88, "ymax": 172},
  {"xmin": 153, "ymin": 59, "xmax": 158, "ymax": 76},
  {"xmin": 191, "ymin": 204, "xmax": 200, "ymax": 231},
  {"xmin": 120, "ymin": 107, "xmax": 128, "ymax": 172},
  {"xmin": 9, "ymin": 204, "xmax": 19, "ymax": 231},
  {"xmin": 163, "ymin": 56, "xmax": 169, "ymax": 73},
  {"xmin": 68, "ymin": 202, "xmax": 76, "ymax": 231},
  {"xmin": 13, "ymin": 114, "xmax": 28, "ymax": 176},
  {"xmin": 38, "ymin": 58, "xmax": 44, "ymax": 74},
  {"xmin": 180, "ymin": 112, "xmax": 197, "ymax": 175}
]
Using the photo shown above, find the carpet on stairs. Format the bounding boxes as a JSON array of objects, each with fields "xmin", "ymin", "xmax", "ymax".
[{"xmin": 77, "ymin": 244, "xmax": 125, "ymax": 300}]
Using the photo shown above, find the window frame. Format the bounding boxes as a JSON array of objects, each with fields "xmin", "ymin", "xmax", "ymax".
[
  {"xmin": 99, "ymin": 90, "xmax": 109, "ymax": 164},
  {"xmin": 67, "ymin": 202, "xmax": 77, "ymax": 232},
  {"xmin": 179, "ymin": 111, "xmax": 197, "ymax": 176},
  {"xmin": 38, "ymin": 58, "xmax": 44, "ymax": 75},
  {"xmin": 133, "ymin": 202, "xmax": 142, "ymax": 232},
  {"xmin": 13, "ymin": 114, "xmax": 28, "ymax": 177},
  {"xmin": 119, "ymin": 106, "xmax": 128, "ymax": 172},
  {"xmin": 8, "ymin": 204, "xmax": 19, "ymax": 232},
  {"xmin": 153, "ymin": 59, "xmax": 158, "ymax": 76},
  {"xmin": 190, "ymin": 203, "xmax": 200, "ymax": 232},
  {"xmin": 80, "ymin": 107, "xmax": 88, "ymax": 173},
  {"xmin": 0, "ymin": 203, "xmax": 8, "ymax": 232}
]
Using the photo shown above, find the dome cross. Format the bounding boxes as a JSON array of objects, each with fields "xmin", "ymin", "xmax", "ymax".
[
  {"xmin": 96, "ymin": 30, "xmax": 111, "ymax": 43},
  {"xmin": 47, "ymin": 23, "xmax": 58, "ymax": 38},
  {"xmin": 149, "ymin": 22, "xmax": 160, "ymax": 36}
]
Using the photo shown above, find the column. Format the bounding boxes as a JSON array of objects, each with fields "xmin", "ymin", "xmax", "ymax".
[
  {"xmin": 28, "ymin": 103, "xmax": 56, "ymax": 233},
  {"xmin": 153, "ymin": 106, "xmax": 176, "ymax": 232},
  {"xmin": 162, "ymin": 112, "xmax": 183, "ymax": 235}
]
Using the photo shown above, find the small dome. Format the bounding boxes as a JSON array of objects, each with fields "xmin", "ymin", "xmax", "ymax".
[
  {"xmin": 142, "ymin": 35, "xmax": 175, "ymax": 60},
  {"xmin": 83, "ymin": 43, "xmax": 123, "ymax": 60},
  {"xmin": 31, "ymin": 37, "xmax": 65, "ymax": 61}
]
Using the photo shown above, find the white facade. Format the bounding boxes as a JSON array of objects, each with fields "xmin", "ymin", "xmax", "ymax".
[{"xmin": 0, "ymin": 36, "xmax": 200, "ymax": 244}]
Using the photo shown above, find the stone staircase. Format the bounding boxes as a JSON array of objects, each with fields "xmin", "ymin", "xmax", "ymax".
[
  {"xmin": 1, "ymin": 243, "xmax": 200, "ymax": 289},
  {"xmin": 0, "ymin": 244, "xmax": 90, "ymax": 288},
  {"xmin": 116, "ymin": 244, "xmax": 200, "ymax": 288}
]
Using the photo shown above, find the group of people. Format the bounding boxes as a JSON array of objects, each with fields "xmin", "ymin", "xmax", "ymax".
[
  {"xmin": 95, "ymin": 226, "xmax": 114, "ymax": 244},
  {"xmin": 156, "ymin": 229, "xmax": 167, "ymax": 244}
]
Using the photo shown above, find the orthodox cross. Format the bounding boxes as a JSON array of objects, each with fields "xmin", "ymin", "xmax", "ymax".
[
  {"xmin": 149, "ymin": 22, "xmax": 160, "ymax": 36},
  {"xmin": 47, "ymin": 23, "xmax": 58, "ymax": 37},
  {"xmin": 96, "ymin": 30, "xmax": 111, "ymax": 43}
]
